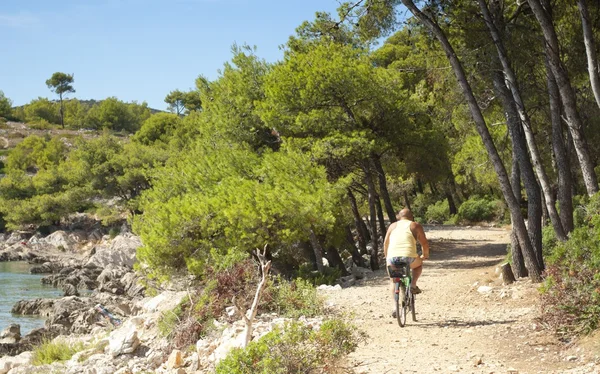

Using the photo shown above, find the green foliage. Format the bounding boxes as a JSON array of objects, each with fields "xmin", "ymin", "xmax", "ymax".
[
  {"xmin": 411, "ymin": 193, "xmax": 438, "ymax": 222},
  {"xmin": 134, "ymin": 137, "xmax": 341, "ymax": 278},
  {"xmin": 425, "ymin": 199, "xmax": 450, "ymax": 224},
  {"xmin": 21, "ymin": 97, "xmax": 60, "ymax": 125},
  {"xmin": 85, "ymin": 97, "xmax": 151, "ymax": 132},
  {"xmin": 0, "ymin": 90, "xmax": 12, "ymax": 118},
  {"xmin": 32, "ymin": 339, "xmax": 84, "ymax": 365},
  {"xmin": 297, "ymin": 263, "xmax": 341, "ymax": 286},
  {"xmin": 215, "ymin": 319, "xmax": 362, "ymax": 374},
  {"xmin": 541, "ymin": 192, "xmax": 600, "ymax": 337},
  {"xmin": 133, "ymin": 112, "xmax": 180, "ymax": 145},
  {"xmin": 457, "ymin": 196, "xmax": 501, "ymax": 223},
  {"xmin": 164, "ymin": 89, "xmax": 201, "ymax": 116},
  {"xmin": 5, "ymin": 135, "xmax": 67, "ymax": 172},
  {"xmin": 263, "ymin": 277, "xmax": 324, "ymax": 318},
  {"xmin": 46, "ymin": 72, "xmax": 75, "ymax": 97}
]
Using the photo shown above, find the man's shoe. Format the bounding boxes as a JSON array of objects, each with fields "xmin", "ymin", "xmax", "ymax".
[{"xmin": 411, "ymin": 286, "xmax": 422, "ymax": 294}]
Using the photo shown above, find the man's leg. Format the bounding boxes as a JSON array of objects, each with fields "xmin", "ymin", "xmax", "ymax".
[{"xmin": 410, "ymin": 257, "xmax": 423, "ymax": 289}]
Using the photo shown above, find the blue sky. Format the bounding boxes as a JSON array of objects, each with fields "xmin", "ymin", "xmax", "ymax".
[{"xmin": 1, "ymin": 0, "xmax": 344, "ymax": 110}]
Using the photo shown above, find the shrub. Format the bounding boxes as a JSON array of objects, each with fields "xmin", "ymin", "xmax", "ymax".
[
  {"xmin": 540, "ymin": 192, "xmax": 600, "ymax": 337},
  {"xmin": 425, "ymin": 199, "xmax": 450, "ymax": 224},
  {"xmin": 297, "ymin": 263, "xmax": 341, "ymax": 286},
  {"xmin": 215, "ymin": 318, "xmax": 363, "ymax": 374},
  {"xmin": 263, "ymin": 277, "xmax": 324, "ymax": 318},
  {"xmin": 457, "ymin": 196, "xmax": 500, "ymax": 223},
  {"xmin": 411, "ymin": 193, "xmax": 438, "ymax": 222},
  {"xmin": 32, "ymin": 339, "xmax": 84, "ymax": 365},
  {"xmin": 161, "ymin": 258, "xmax": 258, "ymax": 349}
]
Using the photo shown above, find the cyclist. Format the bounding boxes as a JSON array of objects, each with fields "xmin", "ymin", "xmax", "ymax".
[{"xmin": 383, "ymin": 208, "xmax": 430, "ymax": 314}]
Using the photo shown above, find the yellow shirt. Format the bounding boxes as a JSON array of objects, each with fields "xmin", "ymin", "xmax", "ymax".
[{"xmin": 387, "ymin": 220, "xmax": 417, "ymax": 258}]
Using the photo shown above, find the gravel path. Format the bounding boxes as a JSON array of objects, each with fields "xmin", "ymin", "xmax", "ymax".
[{"xmin": 322, "ymin": 226, "xmax": 600, "ymax": 374}]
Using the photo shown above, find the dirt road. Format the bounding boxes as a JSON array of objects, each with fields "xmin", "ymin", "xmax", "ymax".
[{"xmin": 323, "ymin": 226, "xmax": 600, "ymax": 374}]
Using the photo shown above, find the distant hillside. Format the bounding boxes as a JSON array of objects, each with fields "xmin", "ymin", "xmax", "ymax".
[{"xmin": 13, "ymin": 98, "xmax": 165, "ymax": 114}]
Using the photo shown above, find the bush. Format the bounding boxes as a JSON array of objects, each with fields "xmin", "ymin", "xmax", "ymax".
[
  {"xmin": 159, "ymin": 258, "xmax": 258, "ymax": 349},
  {"xmin": 540, "ymin": 192, "xmax": 600, "ymax": 337},
  {"xmin": 457, "ymin": 196, "xmax": 501, "ymax": 223},
  {"xmin": 32, "ymin": 339, "xmax": 84, "ymax": 365},
  {"xmin": 215, "ymin": 319, "xmax": 363, "ymax": 374},
  {"xmin": 411, "ymin": 193, "xmax": 438, "ymax": 222},
  {"xmin": 297, "ymin": 263, "xmax": 341, "ymax": 286},
  {"xmin": 263, "ymin": 277, "xmax": 324, "ymax": 318},
  {"xmin": 425, "ymin": 199, "xmax": 450, "ymax": 224}
]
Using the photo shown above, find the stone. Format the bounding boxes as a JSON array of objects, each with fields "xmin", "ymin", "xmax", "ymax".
[
  {"xmin": 566, "ymin": 355, "xmax": 578, "ymax": 361},
  {"xmin": 107, "ymin": 325, "xmax": 140, "ymax": 357},
  {"xmin": 477, "ymin": 286, "xmax": 493, "ymax": 294},
  {"xmin": 0, "ymin": 324, "xmax": 20, "ymax": 344},
  {"xmin": 166, "ymin": 350, "xmax": 183, "ymax": 369},
  {"xmin": 0, "ymin": 351, "xmax": 33, "ymax": 374},
  {"xmin": 351, "ymin": 266, "xmax": 373, "ymax": 279},
  {"xmin": 43, "ymin": 231, "xmax": 76, "ymax": 251},
  {"xmin": 85, "ymin": 234, "xmax": 141, "ymax": 269}
]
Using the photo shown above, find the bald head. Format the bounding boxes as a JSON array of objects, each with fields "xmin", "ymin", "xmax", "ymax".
[{"xmin": 397, "ymin": 208, "xmax": 414, "ymax": 221}]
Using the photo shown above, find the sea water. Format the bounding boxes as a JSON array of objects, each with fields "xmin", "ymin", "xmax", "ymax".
[{"xmin": 0, "ymin": 261, "xmax": 61, "ymax": 335}]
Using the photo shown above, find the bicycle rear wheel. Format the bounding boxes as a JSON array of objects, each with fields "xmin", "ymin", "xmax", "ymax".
[
  {"xmin": 411, "ymin": 292, "xmax": 417, "ymax": 322},
  {"xmin": 397, "ymin": 282, "xmax": 407, "ymax": 327}
]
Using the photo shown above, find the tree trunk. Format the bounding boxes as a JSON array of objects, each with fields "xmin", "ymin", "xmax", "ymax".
[
  {"xmin": 527, "ymin": 0, "xmax": 599, "ymax": 196},
  {"xmin": 578, "ymin": 0, "xmax": 600, "ymax": 110},
  {"xmin": 309, "ymin": 228, "xmax": 325, "ymax": 273},
  {"xmin": 59, "ymin": 94, "xmax": 65, "ymax": 129},
  {"xmin": 364, "ymin": 165, "xmax": 380, "ymax": 270},
  {"xmin": 499, "ymin": 262, "xmax": 516, "ymax": 285},
  {"xmin": 372, "ymin": 154, "xmax": 396, "ymax": 223},
  {"xmin": 416, "ymin": 179, "xmax": 424, "ymax": 194},
  {"xmin": 510, "ymin": 154, "xmax": 528, "ymax": 278},
  {"xmin": 492, "ymin": 70, "xmax": 544, "ymax": 269},
  {"xmin": 403, "ymin": 190, "xmax": 412, "ymax": 211},
  {"xmin": 445, "ymin": 185, "xmax": 457, "ymax": 216},
  {"xmin": 401, "ymin": 0, "xmax": 542, "ymax": 281},
  {"xmin": 345, "ymin": 225, "xmax": 367, "ymax": 267},
  {"xmin": 546, "ymin": 58, "xmax": 575, "ymax": 234},
  {"xmin": 480, "ymin": 0, "xmax": 567, "ymax": 242},
  {"xmin": 325, "ymin": 246, "xmax": 349, "ymax": 276},
  {"xmin": 348, "ymin": 189, "xmax": 370, "ymax": 253},
  {"xmin": 375, "ymin": 195, "xmax": 387, "ymax": 238}
]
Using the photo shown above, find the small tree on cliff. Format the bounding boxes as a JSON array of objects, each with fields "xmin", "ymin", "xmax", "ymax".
[{"xmin": 46, "ymin": 72, "xmax": 75, "ymax": 128}]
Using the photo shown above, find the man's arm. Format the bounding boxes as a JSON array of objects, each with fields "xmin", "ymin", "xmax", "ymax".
[
  {"xmin": 383, "ymin": 222, "xmax": 396, "ymax": 258},
  {"xmin": 412, "ymin": 222, "xmax": 430, "ymax": 259}
]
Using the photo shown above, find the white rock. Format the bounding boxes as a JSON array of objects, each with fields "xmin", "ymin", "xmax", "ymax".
[
  {"xmin": 141, "ymin": 291, "xmax": 187, "ymax": 313},
  {"xmin": 86, "ymin": 233, "xmax": 142, "ymax": 269},
  {"xmin": 477, "ymin": 286, "xmax": 494, "ymax": 294},
  {"xmin": 107, "ymin": 325, "xmax": 140, "ymax": 357},
  {"xmin": 225, "ymin": 306, "xmax": 237, "ymax": 318},
  {"xmin": 316, "ymin": 284, "xmax": 342, "ymax": 291},
  {"xmin": 0, "ymin": 352, "xmax": 33, "ymax": 374},
  {"xmin": 43, "ymin": 230, "xmax": 76, "ymax": 250}
]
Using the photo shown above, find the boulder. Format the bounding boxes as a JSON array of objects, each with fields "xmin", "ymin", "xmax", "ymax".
[
  {"xmin": 85, "ymin": 234, "xmax": 141, "ymax": 269},
  {"xmin": 0, "ymin": 351, "xmax": 33, "ymax": 374},
  {"xmin": 351, "ymin": 266, "xmax": 373, "ymax": 279},
  {"xmin": 43, "ymin": 231, "xmax": 76, "ymax": 251},
  {"xmin": 11, "ymin": 299, "xmax": 56, "ymax": 317},
  {"xmin": 166, "ymin": 349, "xmax": 183, "ymax": 369},
  {"xmin": 0, "ymin": 324, "xmax": 20, "ymax": 344},
  {"xmin": 107, "ymin": 325, "xmax": 140, "ymax": 357},
  {"xmin": 30, "ymin": 262, "xmax": 63, "ymax": 274}
]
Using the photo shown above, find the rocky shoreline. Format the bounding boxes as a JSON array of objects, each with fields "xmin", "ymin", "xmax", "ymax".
[{"xmin": 0, "ymin": 227, "xmax": 361, "ymax": 374}]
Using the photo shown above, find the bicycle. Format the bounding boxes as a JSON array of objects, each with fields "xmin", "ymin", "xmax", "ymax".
[{"xmin": 387, "ymin": 258, "xmax": 416, "ymax": 327}]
